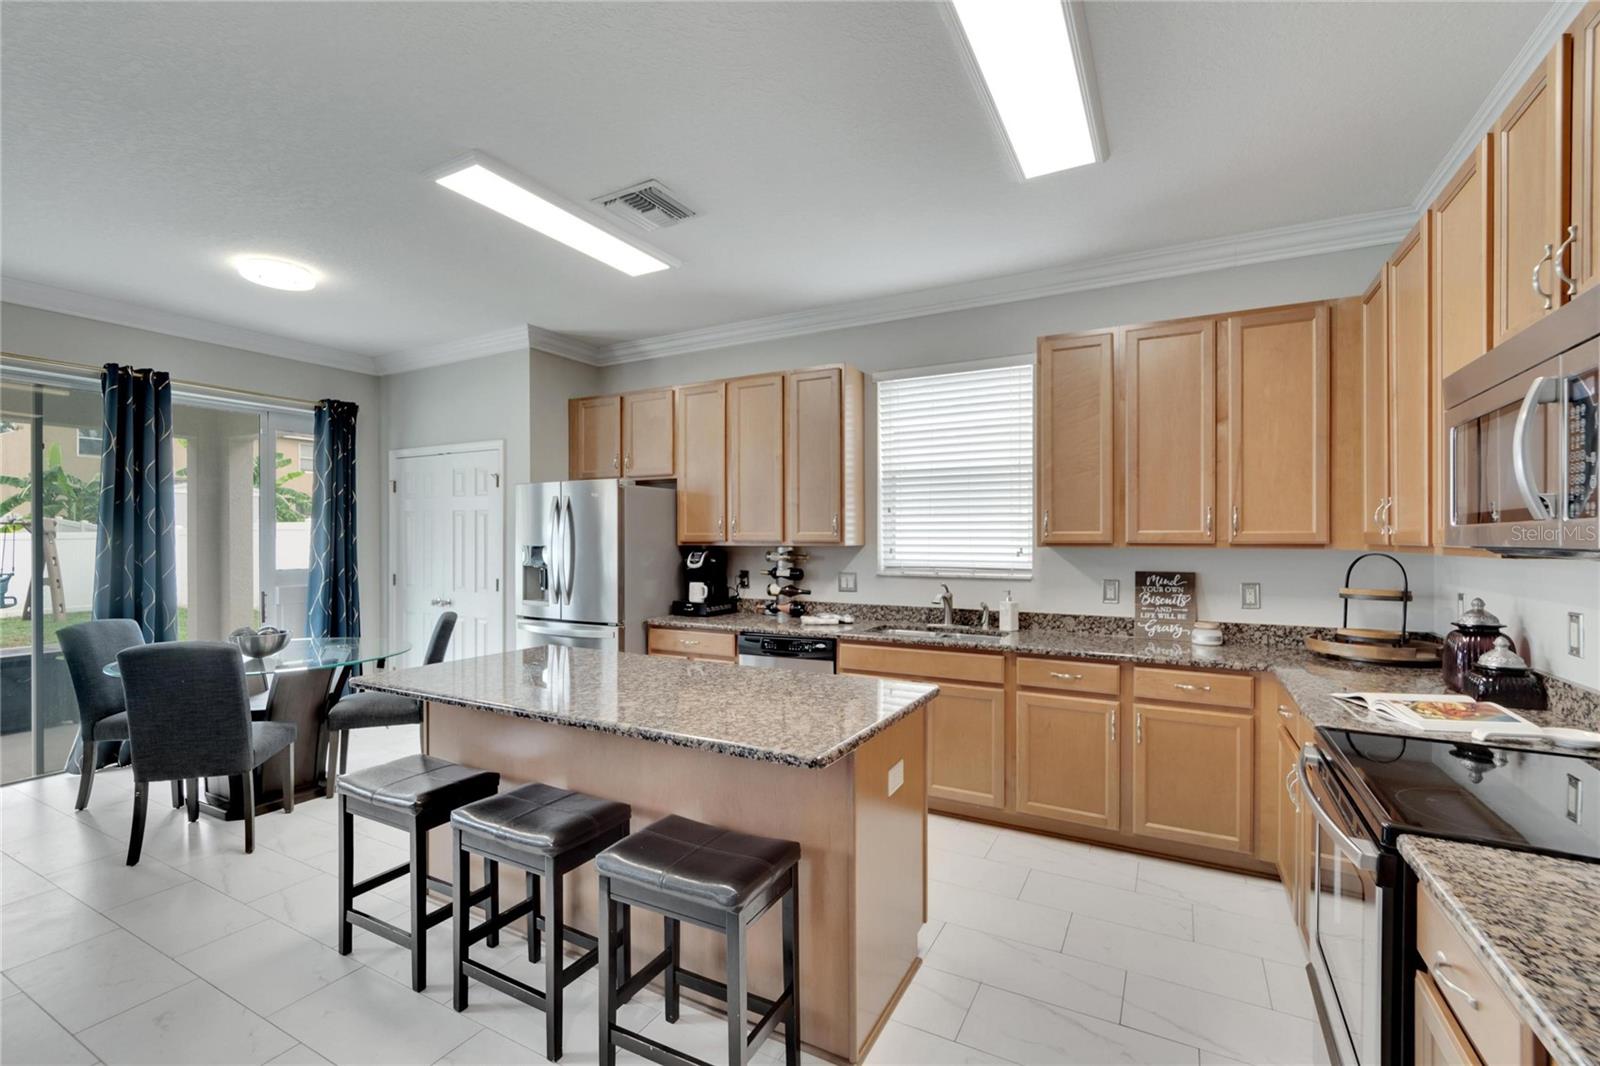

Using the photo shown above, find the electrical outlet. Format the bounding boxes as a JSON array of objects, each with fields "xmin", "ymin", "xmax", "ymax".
[
  {"xmin": 1241, "ymin": 582, "xmax": 1262, "ymax": 610},
  {"xmin": 838, "ymin": 571, "xmax": 857, "ymax": 593},
  {"xmin": 1102, "ymin": 579, "xmax": 1120, "ymax": 604},
  {"xmin": 887, "ymin": 759, "xmax": 904, "ymax": 798},
  {"xmin": 1570, "ymin": 612, "xmax": 1587, "ymax": 658}
]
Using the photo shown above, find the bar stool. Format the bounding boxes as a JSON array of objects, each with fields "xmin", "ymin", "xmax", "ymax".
[
  {"xmin": 450, "ymin": 783, "xmax": 633, "ymax": 1062},
  {"xmin": 336, "ymin": 754, "xmax": 500, "ymax": 991},
  {"xmin": 596, "ymin": 815, "xmax": 800, "ymax": 1066}
]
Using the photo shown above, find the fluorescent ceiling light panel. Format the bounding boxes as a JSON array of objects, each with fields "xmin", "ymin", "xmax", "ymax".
[
  {"xmin": 435, "ymin": 155, "xmax": 671, "ymax": 276},
  {"xmin": 952, "ymin": 0, "xmax": 1101, "ymax": 178}
]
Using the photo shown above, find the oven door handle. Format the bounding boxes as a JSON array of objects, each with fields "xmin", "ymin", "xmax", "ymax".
[{"xmin": 1297, "ymin": 745, "xmax": 1382, "ymax": 873}]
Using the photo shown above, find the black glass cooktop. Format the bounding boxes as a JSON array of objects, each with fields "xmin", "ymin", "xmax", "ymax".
[{"xmin": 1319, "ymin": 728, "xmax": 1600, "ymax": 862}]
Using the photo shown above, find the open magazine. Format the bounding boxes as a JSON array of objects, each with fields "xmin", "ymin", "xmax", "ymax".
[{"xmin": 1332, "ymin": 692, "xmax": 1532, "ymax": 733}]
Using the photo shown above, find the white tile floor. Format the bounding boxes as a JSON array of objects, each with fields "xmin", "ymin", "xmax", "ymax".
[{"xmin": 1, "ymin": 728, "xmax": 1316, "ymax": 1065}]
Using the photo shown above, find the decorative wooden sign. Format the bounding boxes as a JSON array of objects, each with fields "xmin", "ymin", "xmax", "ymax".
[{"xmin": 1134, "ymin": 571, "xmax": 1197, "ymax": 641}]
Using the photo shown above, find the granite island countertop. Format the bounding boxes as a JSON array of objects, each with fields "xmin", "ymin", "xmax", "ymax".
[
  {"xmin": 1400, "ymin": 836, "xmax": 1600, "ymax": 1066},
  {"xmin": 648, "ymin": 614, "xmax": 1599, "ymax": 754},
  {"xmin": 352, "ymin": 645, "xmax": 938, "ymax": 769}
]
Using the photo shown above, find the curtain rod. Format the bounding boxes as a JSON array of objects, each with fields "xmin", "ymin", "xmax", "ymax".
[{"xmin": 0, "ymin": 350, "xmax": 320, "ymax": 412}]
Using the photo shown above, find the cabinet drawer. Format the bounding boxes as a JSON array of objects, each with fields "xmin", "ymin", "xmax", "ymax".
[
  {"xmin": 837, "ymin": 642, "xmax": 1005, "ymax": 686},
  {"xmin": 647, "ymin": 627, "xmax": 736, "ymax": 661},
  {"xmin": 1016, "ymin": 657, "xmax": 1120, "ymax": 696},
  {"xmin": 1132, "ymin": 666, "xmax": 1254, "ymax": 709},
  {"xmin": 1417, "ymin": 886, "xmax": 1539, "ymax": 1066}
]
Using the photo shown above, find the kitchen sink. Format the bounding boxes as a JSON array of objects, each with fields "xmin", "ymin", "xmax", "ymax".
[{"xmin": 863, "ymin": 625, "xmax": 1011, "ymax": 645}]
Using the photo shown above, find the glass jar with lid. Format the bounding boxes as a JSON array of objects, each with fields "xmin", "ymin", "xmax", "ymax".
[
  {"xmin": 1442, "ymin": 597, "xmax": 1512, "ymax": 692},
  {"xmin": 1461, "ymin": 636, "xmax": 1547, "ymax": 710}
]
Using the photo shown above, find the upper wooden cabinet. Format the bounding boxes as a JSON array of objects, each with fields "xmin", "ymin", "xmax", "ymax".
[
  {"xmin": 1387, "ymin": 218, "xmax": 1434, "ymax": 547},
  {"xmin": 1432, "ymin": 140, "xmax": 1496, "ymax": 382},
  {"xmin": 622, "ymin": 389, "xmax": 675, "ymax": 479},
  {"xmin": 568, "ymin": 395, "xmax": 621, "ymax": 480},
  {"xmin": 675, "ymin": 381, "xmax": 727, "ymax": 543},
  {"xmin": 1125, "ymin": 319, "xmax": 1217, "ymax": 544},
  {"xmin": 1493, "ymin": 39, "xmax": 1572, "ymax": 343},
  {"xmin": 784, "ymin": 367, "xmax": 865, "ymax": 546},
  {"xmin": 1224, "ymin": 305, "xmax": 1330, "ymax": 545},
  {"xmin": 1360, "ymin": 275, "xmax": 1392, "ymax": 546},
  {"xmin": 1572, "ymin": 2, "xmax": 1600, "ymax": 294},
  {"xmin": 726, "ymin": 374, "xmax": 785, "ymax": 544},
  {"xmin": 1036, "ymin": 331, "xmax": 1115, "ymax": 544}
]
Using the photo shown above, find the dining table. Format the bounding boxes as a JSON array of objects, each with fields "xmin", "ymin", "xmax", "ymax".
[{"xmin": 105, "ymin": 635, "xmax": 410, "ymax": 821}]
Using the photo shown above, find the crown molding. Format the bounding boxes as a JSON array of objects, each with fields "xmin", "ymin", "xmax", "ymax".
[
  {"xmin": 1, "ymin": 275, "xmax": 379, "ymax": 375},
  {"xmin": 595, "ymin": 207, "xmax": 1413, "ymax": 364},
  {"xmin": 378, "ymin": 325, "xmax": 536, "ymax": 375},
  {"xmin": 526, "ymin": 325, "xmax": 603, "ymax": 364},
  {"xmin": 1410, "ymin": 0, "xmax": 1584, "ymax": 215}
]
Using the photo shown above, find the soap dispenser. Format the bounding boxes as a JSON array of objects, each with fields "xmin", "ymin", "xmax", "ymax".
[{"xmin": 998, "ymin": 591, "xmax": 1019, "ymax": 633}]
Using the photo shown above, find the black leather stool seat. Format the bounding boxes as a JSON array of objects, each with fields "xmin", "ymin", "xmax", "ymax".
[
  {"xmin": 452, "ymin": 782, "xmax": 631, "ymax": 855},
  {"xmin": 336, "ymin": 753, "xmax": 498, "ymax": 816},
  {"xmin": 596, "ymin": 814, "xmax": 801, "ymax": 910}
]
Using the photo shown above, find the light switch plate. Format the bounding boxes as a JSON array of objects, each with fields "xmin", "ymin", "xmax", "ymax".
[
  {"xmin": 1102, "ymin": 579, "xmax": 1120, "ymax": 604},
  {"xmin": 887, "ymin": 759, "xmax": 904, "ymax": 797},
  {"xmin": 1241, "ymin": 582, "xmax": 1262, "ymax": 610},
  {"xmin": 1570, "ymin": 612, "xmax": 1586, "ymax": 658},
  {"xmin": 838, "ymin": 571, "xmax": 857, "ymax": 593}
]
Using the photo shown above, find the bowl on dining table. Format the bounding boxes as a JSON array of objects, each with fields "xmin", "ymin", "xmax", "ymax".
[{"xmin": 229, "ymin": 626, "xmax": 290, "ymax": 658}]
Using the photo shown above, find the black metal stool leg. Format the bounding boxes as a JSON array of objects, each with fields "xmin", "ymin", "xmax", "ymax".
[
  {"xmin": 485, "ymin": 859, "xmax": 500, "ymax": 949},
  {"xmin": 726, "ymin": 910, "xmax": 748, "ymax": 1066},
  {"xmin": 663, "ymin": 916, "xmax": 680, "ymax": 1023},
  {"xmin": 527, "ymin": 871, "xmax": 541, "ymax": 963},
  {"xmin": 543, "ymin": 856, "xmax": 563, "ymax": 1062},
  {"xmin": 617, "ymin": 898, "xmax": 631, "ymax": 986},
  {"xmin": 597, "ymin": 874, "xmax": 616, "ymax": 1066},
  {"xmin": 452, "ymin": 829, "xmax": 470, "ymax": 1012},
  {"xmin": 409, "ymin": 821, "xmax": 428, "ymax": 992},
  {"xmin": 337, "ymin": 795, "xmax": 353, "ymax": 955},
  {"xmin": 783, "ymin": 881, "xmax": 800, "ymax": 1066}
]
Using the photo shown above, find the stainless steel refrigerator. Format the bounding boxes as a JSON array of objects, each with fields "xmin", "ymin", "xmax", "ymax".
[{"xmin": 513, "ymin": 479, "xmax": 678, "ymax": 651}]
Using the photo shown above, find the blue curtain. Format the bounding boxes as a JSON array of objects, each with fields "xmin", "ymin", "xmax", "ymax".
[
  {"xmin": 307, "ymin": 399, "xmax": 360, "ymax": 639},
  {"xmin": 93, "ymin": 364, "xmax": 177, "ymax": 643}
]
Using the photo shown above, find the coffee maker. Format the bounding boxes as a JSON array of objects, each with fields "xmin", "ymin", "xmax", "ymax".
[{"xmin": 670, "ymin": 547, "xmax": 738, "ymax": 616}]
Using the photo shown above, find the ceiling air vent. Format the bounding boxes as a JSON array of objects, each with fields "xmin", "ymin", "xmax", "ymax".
[{"xmin": 593, "ymin": 180, "xmax": 696, "ymax": 232}]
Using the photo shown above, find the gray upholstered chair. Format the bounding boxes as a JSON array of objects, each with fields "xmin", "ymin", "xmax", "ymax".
[
  {"xmin": 324, "ymin": 611, "xmax": 455, "ymax": 797},
  {"xmin": 57, "ymin": 619, "xmax": 182, "ymax": 812},
  {"xmin": 117, "ymin": 642, "xmax": 297, "ymax": 865}
]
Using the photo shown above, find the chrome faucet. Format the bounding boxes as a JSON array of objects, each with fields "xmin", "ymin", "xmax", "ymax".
[
  {"xmin": 932, "ymin": 583, "xmax": 955, "ymax": 627},
  {"xmin": 978, "ymin": 602, "xmax": 991, "ymax": 630}
]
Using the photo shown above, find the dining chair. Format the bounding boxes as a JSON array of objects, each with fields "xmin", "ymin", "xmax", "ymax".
[
  {"xmin": 117, "ymin": 642, "xmax": 297, "ymax": 865},
  {"xmin": 57, "ymin": 619, "xmax": 181, "ymax": 812},
  {"xmin": 324, "ymin": 611, "xmax": 456, "ymax": 798}
]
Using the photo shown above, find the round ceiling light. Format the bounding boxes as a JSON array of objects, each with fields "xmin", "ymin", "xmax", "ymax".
[{"xmin": 232, "ymin": 255, "xmax": 319, "ymax": 291}]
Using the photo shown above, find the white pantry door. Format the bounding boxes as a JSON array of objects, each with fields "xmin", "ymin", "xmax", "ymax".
[{"xmin": 390, "ymin": 445, "xmax": 504, "ymax": 666}]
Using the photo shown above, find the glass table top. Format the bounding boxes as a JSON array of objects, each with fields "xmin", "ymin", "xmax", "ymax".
[{"xmin": 104, "ymin": 636, "xmax": 408, "ymax": 678}]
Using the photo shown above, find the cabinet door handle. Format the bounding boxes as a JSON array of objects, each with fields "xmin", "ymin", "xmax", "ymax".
[
  {"xmin": 1174, "ymin": 682, "xmax": 1211, "ymax": 693},
  {"xmin": 1049, "ymin": 671, "xmax": 1084, "ymax": 681},
  {"xmin": 1231, "ymin": 505, "xmax": 1240, "ymax": 537},
  {"xmin": 1380, "ymin": 497, "xmax": 1394, "ymax": 537},
  {"xmin": 716, "ymin": 517, "xmax": 724, "ymax": 537},
  {"xmin": 1284, "ymin": 767, "xmax": 1300, "ymax": 811},
  {"xmin": 1432, "ymin": 953, "xmax": 1480, "ymax": 1010},
  {"xmin": 613, "ymin": 453, "xmax": 620, "ymax": 471},
  {"xmin": 832, "ymin": 513, "xmax": 839, "ymax": 535},
  {"xmin": 1042, "ymin": 509, "xmax": 1051, "ymax": 536},
  {"xmin": 1204, "ymin": 505, "xmax": 1213, "ymax": 537},
  {"xmin": 1109, "ymin": 712, "xmax": 1116, "ymax": 743},
  {"xmin": 624, "ymin": 453, "xmax": 632, "ymax": 470},
  {"xmin": 1135, "ymin": 711, "xmax": 1143, "ymax": 744},
  {"xmin": 1277, "ymin": 704, "xmax": 1292, "ymax": 722},
  {"xmin": 1533, "ymin": 243, "xmax": 1555, "ymax": 310},
  {"xmin": 1555, "ymin": 225, "xmax": 1579, "ymax": 297},
  {"xmin": 730, "ymin": 515, "xmax": 737, "ymax": 536}
]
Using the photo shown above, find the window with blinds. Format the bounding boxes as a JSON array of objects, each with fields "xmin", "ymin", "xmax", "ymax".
[{"xmin": 877, "ymin": 361, "xmax": 1034, "ymax": 578}]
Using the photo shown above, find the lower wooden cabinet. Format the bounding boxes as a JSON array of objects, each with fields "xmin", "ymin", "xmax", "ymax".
[
  {"xmin": 645, "ymin": 627, "xmax": 735, "ymax": 663},
  {"xmin": 1414, "ymin": 971, "xmax": 1485, "ymax": 1066},
  {"xmin": 925, "ymin": 683, "xmax": 1006, "ymax": 809},
  {"xmin": 1130, "ymin": 702, "xmax": 1254, "ymax": 853},
  {"xmin": 1015, "ymin": 690, "xmax": 1119, "ymax": 829}
]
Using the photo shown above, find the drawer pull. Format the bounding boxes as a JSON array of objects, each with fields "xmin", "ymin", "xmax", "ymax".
[
  {"xmin": 1049, "ymin": 671, "xmax": 1084, "ymax": 681},
  {"xmin": 1277, "ymin": 704, "xmax": 1292, "ymax": 721},
  {"xmin": 1174, "ymin": 682, "xmax": 1211, "ymax": 693},
  {"xmin": 679, "ymin": 639, "xmax": 701, "ymax": 647},
  {"xmin": 1432, "ymin": 953, "xmax": 1479, "ymax": 1010}
]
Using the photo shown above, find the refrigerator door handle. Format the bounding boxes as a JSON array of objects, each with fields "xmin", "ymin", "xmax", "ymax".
[
  {"xmin": 548, "ymin": 496, "xmax": 564, "ymax": 604},
  {"xmin": 564, "ymin": 496, "xmax": 577, "ymax": 605}
]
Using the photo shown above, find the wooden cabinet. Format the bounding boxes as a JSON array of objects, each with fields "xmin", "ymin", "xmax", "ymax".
[
  {"xmin": 622, "ymin": 389, "xmax": 675, "ymax": 479},
  {"xmin": 568, "ymin": 395, "xmax": 621, "ymax": 480},
  {"xmin": 1414, "ymin": 971, "xmax": 1485, "ymax": 1066},
  {"xmin": 676, "ymin": 381, "xmax": 727, "ymax": 543},
  {"xmin": 784, "ymin": 367, "xmax": 864, "ymax": 545},
  {"xmin": 726, "ymin": 374, "xmax": 785, "ymax": 544},
  {"xmin": 926, "ymin": 683, "xmax": 1007, "ymax": 809},
  {"xmin": 1015, "ymin": 690, "xmax": 1118, "ymax": 829},
  {"xmin": 646, "ymin": 626, "xmax": 736, "ymax": 663},
  {"xmin": 1432, "ymin": 141, "xmax": 1495, "ymax": 383},
  {"xmin": 1036, "ymin": 331, "xmax": 1115, "ymax": 544},
  {"xmin": 1130, "ymin": 702, "xmax": 1253, "ymax": 853},
  {"xmin": 1275, "ymin": 725, "xmax": 1301, "ymax": 922},
  {"xmin": 1494, "ymin": 40, "xmax": 1572, "ymax": 344},
  {"xmin": 1360, "ymin": 274, "xmax": 1392, "ymax": 545},
  {"xmin": 1125, "ymin": 319, "xmax": 1217, "ymax": 543},
  {"xmin": 1223, "ymin": 305, "xmax": 1330, "ymax": 544},
  {"xmin": 1387, "ymin": 218, "xmax": 1434, "ymax": 547},
  {"xmin": 1572, "ymin": 2, "xmax": 1600, "ymax": 295}
]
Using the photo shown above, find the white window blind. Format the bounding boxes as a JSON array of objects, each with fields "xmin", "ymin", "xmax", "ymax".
[{"xmin": 878, "ymin": 362, "xmax": 1033, "ymax": 578}]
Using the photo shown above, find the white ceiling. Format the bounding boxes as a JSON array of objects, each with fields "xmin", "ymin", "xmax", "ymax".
[{"xmin": 0, "ymin": 1, "xmax": 1552, "ymax": 369}]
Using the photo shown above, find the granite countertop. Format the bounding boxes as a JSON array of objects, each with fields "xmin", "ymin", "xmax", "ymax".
[
  {"xmin": 648, "ymin": 614, "xmax": 1597, "ymax": 754},
  {"xmin": 353, "ymin": 646, "xmax": 938, "ymax": 769},
  {"xmin": 1400, "ymin": 836, "xmax": 1600, "ymax": 1066}
]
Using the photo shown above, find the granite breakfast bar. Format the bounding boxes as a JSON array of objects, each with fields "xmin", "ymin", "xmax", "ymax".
[{"xmin": 353, "ymin": 645, "xmax": 939, "ymax": 1064}]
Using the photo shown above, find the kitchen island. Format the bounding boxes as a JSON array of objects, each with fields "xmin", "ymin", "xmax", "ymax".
[{"xmin": 353, "ymin": 645, "xmax": 938, "ymax": 1064}]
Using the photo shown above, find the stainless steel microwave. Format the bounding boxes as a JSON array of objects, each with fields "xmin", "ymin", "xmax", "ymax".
[{"xmin": 1444, "ymin": 286, "xmax": 1599, "ymax": 556}]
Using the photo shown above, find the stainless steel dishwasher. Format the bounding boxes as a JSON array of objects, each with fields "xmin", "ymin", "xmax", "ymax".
[{"xmin": 735, "ymin": 633, "xmax": 837, "ymax": 673}]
